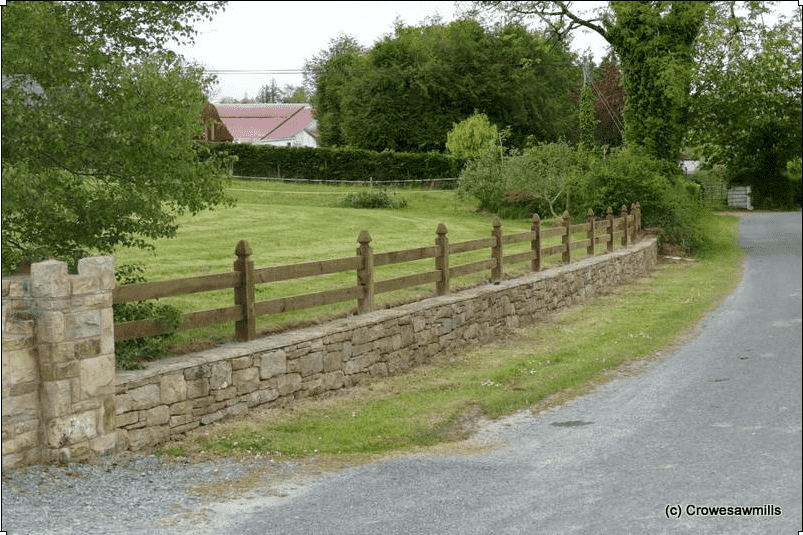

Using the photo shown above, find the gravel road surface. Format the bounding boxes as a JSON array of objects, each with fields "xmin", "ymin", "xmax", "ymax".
[{"xmin": 2, "ymin": 212, "xmax": 800, "ymax": 534}]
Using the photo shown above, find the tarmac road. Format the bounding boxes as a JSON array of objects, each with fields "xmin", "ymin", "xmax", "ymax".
[
  {"xmin": 2, "ymin": 213, "xmax": 800, "ymax": 534},
  {"xmin": 214, "ymin": 212, "xmax": 802, "ymax": 534}
]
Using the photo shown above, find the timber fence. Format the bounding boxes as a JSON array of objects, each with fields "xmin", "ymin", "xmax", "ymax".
[{"xmin": 113, "ymin": 203, "xmax": 641, "ymax": 344}]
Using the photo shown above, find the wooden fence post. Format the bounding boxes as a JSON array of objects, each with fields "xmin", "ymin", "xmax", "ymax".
[
  {"xmin": 586, "ymin": 209, "xmax": 595, "ymax": 257},
  {"xmin": 531, "ymin": 213, "xmax": 541, "ymax": 272},
  {"xmin": 234, "ymin": 240, "xmax": 255, "ymax": 341},
  {"xmin": 357, "ymin": 230, "xmax": 374, "ymax": 314},
  {"xmin": 620, "ymin": 204, "xmax": 629, "ymax": 247},
  {"xmin": 607, "ymin": 207, "xmax": 615, "ymax": 253},
  {"xmin": 436, "ymin": 222, "xmax": 449, "ymax": 295},
  {"xmin": 630, "ymin": 202, "xmax": 638, "ymax": 243},
  {"xmin": 561, "ymin": 210, "xmax": 571, "ymax": 264},
  {"xmin": 635, "ymin": 202, "xmax": 641, "ymax": 236},
  {"xmin": 491, "ymin": 216, "xmax": 502, "ymax": 281}
]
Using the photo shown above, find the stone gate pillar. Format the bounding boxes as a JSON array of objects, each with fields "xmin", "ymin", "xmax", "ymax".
[{"xmin": 2, "ymin": 256, "xmax": 117, "ymax": 467}]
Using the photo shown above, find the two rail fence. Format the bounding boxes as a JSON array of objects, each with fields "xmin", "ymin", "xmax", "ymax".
[{"xmin": 114, "ymin": 204, "xmax": 641, "ymax": 344}]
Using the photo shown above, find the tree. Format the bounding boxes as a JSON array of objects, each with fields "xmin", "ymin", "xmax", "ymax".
[
  {"xmin": 686, "ymin": 3, "xmax": 802, "ymax": 208},
  {"xmin": 577, "ymin": 76, "xmax": 596, "ymax": 151},
  {"xmin": 304, "ymin": 34, "xmax": 365, "ymax": 147},
  {"xmin": 282, "ymin": 86, "xmax": 310, "ymax": 103},
  {"xmin": 256, "ymin": 79, "xmax": 282, "ymax": 103},
  {"xmin": 473, "ymin": 1, "xmax": 708, "ymax": 161},
  {"xmin": 445, "ymin": 112, "xmax": 500, "ymax": 159},
  {"xmin": 307, "ymin": 19, "xmax": 578, "ymax": 152},
  {"xmin": 1, "ymin": 1, "xmax": 233, "ymax": 274}
]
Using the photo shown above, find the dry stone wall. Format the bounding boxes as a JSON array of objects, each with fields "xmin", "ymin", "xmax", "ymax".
[
  {"xmin": 2, "ymin": 238, "xmax": 656, "ymax": 466},
  {"xmin": 114, "ymin": 237, "xmax": 657, "ymax": 453}
]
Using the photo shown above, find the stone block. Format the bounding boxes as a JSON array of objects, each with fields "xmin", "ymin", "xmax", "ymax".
[
  {"xmin": 127, "ymin": 426, "xmax": 169, "ymax": 451},
  {"xmin": 73, "ymin": 338, "xmax": 100, "ymax": 359},
  {"xmin": 322, "ymin": 371, "xmax": 345, "ymax": 390},
  {"xmin": 300, "ymin": 352, "xmax": 323, "ymax": 376},
  {"xmin": 171, "ymin": 421, "xmax": 200, "ymax": 435},
  {"xmin": 184, "ymin": 364, "xmax": 211, "ymax": 380},
  {"xmin": 369, "ymin": 362, "xmax": 388, "ymax": 377},
  {"xmin": 2, "ymin": 346, "xmax": 39, "ymax": 386},
  {"xmin": 44, "ymin": 409, "xmax": 99, "ymax": 448},
  {"xmin": 77, "ymin": 256, "xmax": 115, "ymax": 290},
  {"xmin": 209, "ymin": 361, "xmax": 231, "ymax": 390},
  {"xmin": 40, "ymin": 379, "xmax": 72, "ymax": 418},
  {"xmin": 146, "ymin": 405, "xmax": 170, "ymax": 426},
  {"xmin": 127, "ymin": 384, "xmax": 160, "ymax": 410},
  {"xmin": 1, "ymin": 391, "xmax": 39, "ymax": 420},
  {"xmin": 169, "ymin": 401, "xmax": 192, "ymax": 416},
  {"xmin": 160, "ymin": 374, "xmax": 187, "ymax": 404},
  {"xmin": 231, "ymin": 356, "xmax": 252, "ymax": 370},
  {"xmin": 30, "ymin": 260, "xmax": 69, "ymax": 298},
  {"xmin": 248, "ymin": 388, "xmax": 278, "ymax": 407},
  {"xmin": 277, "ymin": 373, "xmax": 302, "ymax": 396},
  {"xmin": 323, "ymin": 351, "xmax": 342, "ymax": 373},
  {"xmin": 115, "ymin": 429, "xmax": 130, "ymax": 452},
  {"xmin": 89, "ymin": 432, "xmax": 117, "ymax": 455},
  {"xmin": 66, "ymin": 309, "xmax": 102, "ymax": 340},
  {"xmin": 226, "ymin": 402, "xmax": 247, "ymax": 418},
  {"xmin": 1, "ymin": 429, "xmax": 38, "ymax": 456},
  {"xmin": 186, "ymin": 378, "xmax": 210, "ymax": 399},
  {"xmin": 36, "ymin": 311, "xmax": 65, "ymax": 343},
  {"xmin": 213, "ymin": 386, "xmax": 237, "ymax": 402},
  {"xmin": 115, "ymin": 411, "xmax": 139, "ymax": 427},
  {"xmin": 201, "ymin": 411, "xmax": 224, "ymax": 426},
  {"xmin": 231, "ymin": 367, "xmax": 259, "ymax": 389},
  {"xmin": 259, "ymin": 350, "xmax": 286, "ymax": 379},
  {"xmin": 79, "ymin": 354, "xmax": 115, "ymax": 399},
  {"xmin": 170, "ymin": 414, "xmax": 194, "ymax": 428},
  {"xmin": 100, "ymin": 308, "xmax": 115, "ymax": 356}
]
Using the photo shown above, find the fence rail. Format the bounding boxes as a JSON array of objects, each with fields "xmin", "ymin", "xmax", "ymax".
[{"xmin": 113, "ymin": 203, "xmax": 641, "ymax": 343}]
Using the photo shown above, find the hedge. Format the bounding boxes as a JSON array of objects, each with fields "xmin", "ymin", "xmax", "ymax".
[{"xmin": 206, "ymin": 143, "xmax": 466, "ymax": 186}]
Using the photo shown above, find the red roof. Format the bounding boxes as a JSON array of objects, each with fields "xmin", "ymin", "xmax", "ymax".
[{"xmin": 212, "ymin": 104, "xmax": 314, "ymax": 144}]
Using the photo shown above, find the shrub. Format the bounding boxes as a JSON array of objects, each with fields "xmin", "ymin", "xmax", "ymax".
[
  {"xmin": 570, "ymin": 146, "xmax": 710, "ymax": 255},
  {"xmin": 113, "ymin": 264, "xmax": 183, "ymax": 370},
  {"xmin": 342, "ymin": 188, "xmax": 408, "ymax": 209},
  {"xmin": 457, "ymin": 145, "xmax": 510, "ymax": 211}
]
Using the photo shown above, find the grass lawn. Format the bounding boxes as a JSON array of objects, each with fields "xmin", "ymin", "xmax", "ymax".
[
  {"xmin": 114, "ymin": 179, "xmax": 580, "ymax": 352},
  {"xmin": 151, "ymin": 208, "xmax": 743, "ymax": 463}
]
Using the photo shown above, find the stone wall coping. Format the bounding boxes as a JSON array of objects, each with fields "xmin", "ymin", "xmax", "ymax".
[{"xmin": 116, "ymin": 237, "xmax": 656, "ymax": 386}]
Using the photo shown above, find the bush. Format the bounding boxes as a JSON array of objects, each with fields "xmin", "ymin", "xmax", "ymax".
[
  {"xmin": 570, "ymin": 146, "xmax": 710, "ymax": 255},
  {"xmin": 113, "ymin": 264, "xmax": 183, "ymax": 370},
  {"xmin": 342, "ymin": 188, "xmax": 408, "ymax": 209}
]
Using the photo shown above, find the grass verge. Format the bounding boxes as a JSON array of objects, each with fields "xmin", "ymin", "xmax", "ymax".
[{"xmin": 155, "ymin": 213, "xmax": 743, "ymax": 464}]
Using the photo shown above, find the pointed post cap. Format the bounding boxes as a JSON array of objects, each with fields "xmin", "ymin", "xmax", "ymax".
[
  {"xmin": 357, "ymin": 230, "xmax": 371, "ymax": 244},
  {"xmin": 235, "ymin": 240, "xmax": 251, "ymax": 257}
]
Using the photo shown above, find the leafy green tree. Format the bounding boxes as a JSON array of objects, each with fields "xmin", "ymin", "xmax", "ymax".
[
  {"xmin": 686, "ymin": 3, "xmax": 802, "ymax": 208},
  {"xmin": 282, "ymin": 86, "xmax": 310, "ymax": 103},
  {"xmin": 577, "ymin": 81, "xmax": 596, "ymax": 151},
  {"xmin": 474, "ymin": 1, "xmax": 708, "ymax": 161},
  {"xmin": 304, "ymin": 34, "xmax": 365, "ymax": 147},
  {"xmin": 308, "ymin": 19, "xmax": 578, "ymax": 152},
  {"xmin": 1, "ymin": 1, "xmax": 233, "ymax": 274},
  {"xmin": 446, "ymin": 112, "xmax": 500, "ymax": 159}
]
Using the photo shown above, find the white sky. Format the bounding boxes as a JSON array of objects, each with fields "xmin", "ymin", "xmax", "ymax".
[
  {"xmin": 174, "ymin": 1, "xmax": 611, "ymax": 102},
  {"xmin": 174, "ymin": 1, "xmax": 801, "ymax": 103}
]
